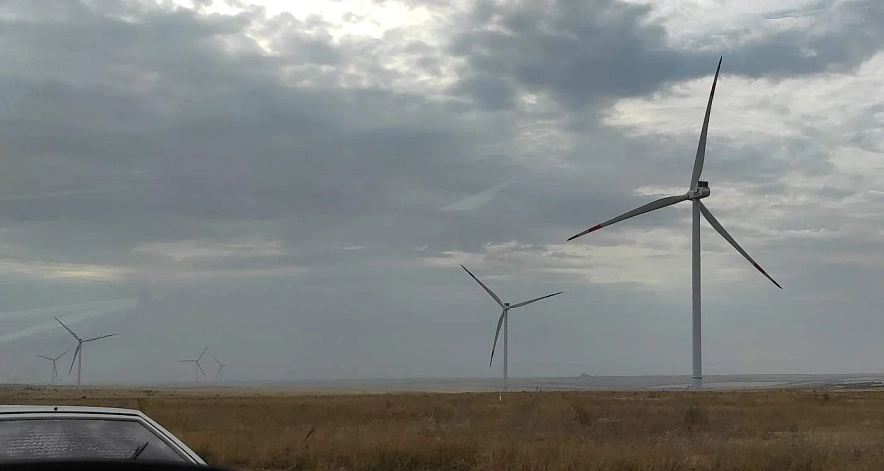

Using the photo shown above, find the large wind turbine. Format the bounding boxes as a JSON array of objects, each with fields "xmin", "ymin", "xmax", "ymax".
[
  {"xmin": 461, "ymin": 265, "xmax": 563, "ymax": 392},
  {"xmin": 178, "ymin": 346, "xmax": 208, "ymax": 383},
  {"xmin": 54, "ymin": 317, "xmax": 118, "ymax": 385},
  {"xmin": 37, "ymin": 349, "xmax": 69, "ymax": 384},
  {"xmin": 567, "ymin": 57, "xmax": 782, "ymax": 391}
]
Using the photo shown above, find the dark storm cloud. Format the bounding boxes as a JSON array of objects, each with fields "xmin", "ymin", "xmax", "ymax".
[
  {"xmin": 448, "ymin": 0, "xmax": 884, "ymax": 111},
  {"xmin": 726, "ymin": 0, "xmax": 884, "ymax": 78},
  {"xmin": 448, "ymin": 0, "xmax": 700, "ymax": 110}
]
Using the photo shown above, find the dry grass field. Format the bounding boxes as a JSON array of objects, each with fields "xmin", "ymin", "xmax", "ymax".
[{"xmin": 3, "ymin": 386, "xmax": 884, "ymax": 470}]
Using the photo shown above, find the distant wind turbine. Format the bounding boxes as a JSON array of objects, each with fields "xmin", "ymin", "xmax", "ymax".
[
  {"xmin": 566, "ymin": 57, "xmax": 782, "ymax": 392},
  {"xmin": 179, "ymin": 346, "xmax": 208, "ymax": 383},
  {"xmin": 54, "ymin": 317, "xmax": 118, "ymax": 386},
  {"xmin": 212, "ymin": 355, "xmax": 230, "ymax": 380},
  {"xmin": 461, "ymin": 265, "xmax": 563, "ymax": 393},
  {"xmin": 36, "ymin": 349, "xmax": 69, "ymax": 384}
]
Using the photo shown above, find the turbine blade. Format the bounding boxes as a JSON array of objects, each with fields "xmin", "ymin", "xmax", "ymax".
[
  {"xmin": 461, "ymin": 265, "xmax": 504, "ymax": 308},
  {"xmin": 37, "ymin": 355, "xmax": 53, "ymax": 361},
  {"xmin": 178, "ymin": 360, "xmax": 193, "ymax": 363},
  {"xmin": 489, "ymin": 309, "xmax": 506, "ymax": 367},
  {"xmin": 54, "ymin": 317, "xmax": 80, "ymax": 341},
  {"xmin": 54, "ymin": 348, "xmax": 70, "ymax": 361},
  {"xmin": 568, "ymin": 194, "xmax": 689, "ymax": 241},
  {"xmin": 197, "ymin": 346, "xmax": 208, "ymax": 362},
  {"xmin": 212, "ymin": 355, "xmax": 221, "ymax": 366},
  {"xmin": 699, "ymin": 202, "xmax": 782, "ymax": 289},
  {"xmin": 197, "ymin": 362, "xmax": 206, "ymax": 377},
  {"xmin": 83, "ymin": 333, "xmax": 117, "ymax": 342},
  {"xmin": 510, "ymin": 291, "xmax": 564, "ymax": 309},
  {"xmin": 0, "ymin": 300, "xmax": 137, "ymax": 347},
  {"xmin": 69, "ymin": 344, "xmax": 81, "ymax": 374},
  {"xmin": 690, "ymin": 56, "xmax": 723, "ymax": 190}
]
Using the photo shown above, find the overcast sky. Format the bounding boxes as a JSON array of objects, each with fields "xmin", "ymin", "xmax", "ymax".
[{"xmin": 0, "ymin": 0, "xmax": 882, "ymax": 384}]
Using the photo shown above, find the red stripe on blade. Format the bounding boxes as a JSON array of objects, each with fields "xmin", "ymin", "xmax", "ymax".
[{"xmin": 567, "ymin": 224, "xmax": 602, "ymax": 241}]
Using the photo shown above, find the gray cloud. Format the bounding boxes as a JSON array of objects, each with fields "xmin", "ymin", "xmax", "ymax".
[
  {"xmin": 0, "ymin": 0, "xmax": 881, "ymax": 383},
  {"xmin": 448, "ymin": 0, "xmax": 884, "ymax": 112},
  {"xmin": 725, "ymin": 0, "xmax": 884, "ymax": 78},
  {"xmin": 448, "ymin": 0, "xmax": 699, "ymax": 111}
]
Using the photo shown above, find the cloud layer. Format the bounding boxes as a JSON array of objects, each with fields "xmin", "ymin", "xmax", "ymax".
[{"xmin": 0, "ymin": 0, "xmax": 882, "ymax": 383}]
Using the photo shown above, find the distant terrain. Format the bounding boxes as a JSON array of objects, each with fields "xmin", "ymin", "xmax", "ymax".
[
  {"xmin": 3, "ymin": 386, "xmax": 884, "ymax": 470},
  {"xmin": 11, "ymin": 373, "xmax": 880, "ymax": 393}
]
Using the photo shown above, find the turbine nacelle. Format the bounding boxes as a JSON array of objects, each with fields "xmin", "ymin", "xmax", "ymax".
[{"xmin": 688, "ymin": 181, "xmax": 711, "ymax": 200}]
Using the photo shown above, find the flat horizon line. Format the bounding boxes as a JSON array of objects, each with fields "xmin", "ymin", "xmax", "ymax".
[{"xmin": 6, "ymin": 372, "xmax": 883, "ymax": 387}]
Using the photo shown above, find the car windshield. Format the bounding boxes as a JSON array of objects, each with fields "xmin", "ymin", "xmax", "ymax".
[{"xmin": 0, "ymin": 418, "xmax": 188, "ymax": 462}]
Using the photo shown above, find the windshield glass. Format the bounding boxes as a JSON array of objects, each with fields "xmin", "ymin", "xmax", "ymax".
[{"xmin": 0, "ymin": 418, "xmax": 188, "ymax": 462}]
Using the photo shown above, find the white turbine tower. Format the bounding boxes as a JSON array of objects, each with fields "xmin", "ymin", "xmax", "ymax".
[
  {"xmin": 37, "ymin": 349, "xmax": 69, "ymax": 384},
  {"xmin": 212, "ymin": 355, "xmax": 229, "ymax": 380},
  {"xmin": 461, "ymin": 265, "xmax": 563, "ymax": 393},
  {"xmin": 567, "ymin": 57, "xmax": 782, "ymax": 391},
  {"xmin": 54, "ymin": 317, "xmax": 118, "ymax": 386},
  {"xmin": 178, "ymin": 346, "xmax": 208, "ymax": 383}
]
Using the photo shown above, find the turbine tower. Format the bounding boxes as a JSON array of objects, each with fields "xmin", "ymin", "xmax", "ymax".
[
  {"xmin": 212, "ymin": 355, "xmax": 229, "ymax": 380},
  {"xmin": 54, "ymin": 317, "xmax": 118, "ymax": 385},
  {"xmin": 567, "ymin": 57, "xmax": 782, "ymax": 391},
  {"xmin": 461, "ymin": 265, "xmax": 563, "ymax": 393},
  {"xmin": 178, "ymin": 346, "xmax": 208, "ymax": 383},
  {"xmin": 36, "ymin": 349, "xmax": 69, "ymax": 384}
]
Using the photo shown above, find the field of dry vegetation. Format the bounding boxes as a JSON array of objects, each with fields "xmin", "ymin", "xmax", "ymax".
[{"xmin": 3, "ymin": 386, "xmax": 884, "ymax": 470}]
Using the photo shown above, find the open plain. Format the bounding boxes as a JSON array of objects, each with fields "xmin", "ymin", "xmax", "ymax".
[{"xmin": 3, "ymin": 385, "xmax": 884, "ymax": 470}]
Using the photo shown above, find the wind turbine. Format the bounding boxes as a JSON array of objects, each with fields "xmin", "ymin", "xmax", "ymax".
[
  {"xmin": 566, "ymin": 57, "xmax": 782, "ymax": 391},
  {"xmin": 36, "ymin": 349, "xmax": 69, "ymax": 384},
  {"xmin": 54, "ymin": 317, "xmax": 118, "ymax": 385},
  {"xmin": 178, "ymin": 346, "xmax": 208, "ymax": 383},
  {"xmin": 212, "ymin": 355, "xmax": 229, "ymax": 380},
  {"xmin": 461, "ymin": 265, "xmax": 563, "ymax": 393}
]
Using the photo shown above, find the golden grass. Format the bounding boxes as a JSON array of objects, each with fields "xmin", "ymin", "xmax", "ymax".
[{"xmin": 3, "ymin": 386, "xmax": 884, "ymax": 470}]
